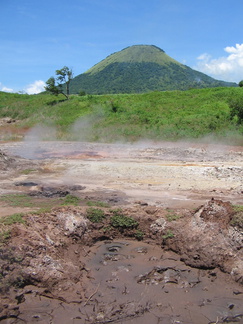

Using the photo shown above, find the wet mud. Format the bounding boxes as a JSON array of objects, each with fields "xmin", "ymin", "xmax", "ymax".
[
  {"xmin": 2, "ymin": 240, "xmax": 242, "ymax": 324},
  {"xmin": 85, "ymin": 240, "xmax": 243, "ymax": 324}
]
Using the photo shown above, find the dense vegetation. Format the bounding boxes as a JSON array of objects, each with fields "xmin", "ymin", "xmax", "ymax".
[
  {"xmin": 69, "ymin": 45, "xmax": 236, "ymax": 94},
  {"xmin": 70, "ymin": 62, "xmax": 236, "ymax": 95},
  {"xmin": 0, "ymin": 87, "xmax": 243, "ymax": 144}
]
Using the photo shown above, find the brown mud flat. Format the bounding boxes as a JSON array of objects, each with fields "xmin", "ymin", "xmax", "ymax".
[{"xmin": 0, "ymin": 141, "xmax": 243, "ymax": 323}]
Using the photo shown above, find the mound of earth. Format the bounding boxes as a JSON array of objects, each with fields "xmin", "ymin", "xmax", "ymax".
[{"xmin": 150, "ymin": 199, "xmax": 243, "ymax": 282}]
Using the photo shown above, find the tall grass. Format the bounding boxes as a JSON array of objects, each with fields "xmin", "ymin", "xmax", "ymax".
[{"xmin": 0, "ymin": 87, "xmax": 242, "ymax": 143}]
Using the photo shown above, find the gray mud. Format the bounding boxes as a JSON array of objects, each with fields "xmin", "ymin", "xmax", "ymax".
[
  {"xmin": 3, "ymin": 240, "xmax": 242, "ymax": 324},
  {"xmin": 85, "ymin": 240, "xmax": 243, "ymax": 324}
]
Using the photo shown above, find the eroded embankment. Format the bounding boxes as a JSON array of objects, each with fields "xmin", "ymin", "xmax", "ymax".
[{"xmin": 0, "ymin": 200, "xmax": 242, "ymax": 324}]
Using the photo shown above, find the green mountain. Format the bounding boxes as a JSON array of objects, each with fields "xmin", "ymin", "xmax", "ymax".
[{"xmin": 70, "ymin": 45, "xmax": 237, "ymax": 94}]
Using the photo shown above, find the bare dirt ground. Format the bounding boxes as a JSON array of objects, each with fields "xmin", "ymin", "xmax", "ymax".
[
  {"xmin": 0, "ymin": 140, "xmax": 243, "ymax": 323},
  {"xmin": 2, "ymin": 140, "xmax": 243, "ymax": 207}
]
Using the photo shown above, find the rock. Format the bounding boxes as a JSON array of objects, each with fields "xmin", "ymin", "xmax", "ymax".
[
  {"xmin": 150, "ymin": 218, "xmax": 167, "ymax": 234},
  {"xmin": 15, "ymin": 181, "xmax": 38, "ymax": 187},
  {"xmin": 29, "ymin": 185, "xmax": 86, "ymax": 197},
  {"xmin": 230, "ymin": 260, "xmax": 243, "ymax": 283},
  {"xmin": 0, "ymin": 117, "xmax": 16, "ymax": 125},
  {"xmin": 38, "ymin": 186, "xmax": 70, "ymax": 197},
  {"xmin": 56, "ymin": 209, "xmax": 89, "ymax": 237}
]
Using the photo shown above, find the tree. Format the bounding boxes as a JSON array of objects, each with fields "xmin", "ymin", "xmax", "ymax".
[
  {"xmin": 239, "ymin": 80, "xmax": 243, "ymax": 87},
  {"xmin": 45, "ymin": 77, "xmax": 60, "ymax": 96},
  {"xmin": 56, "ymin": 66, "xmax": 73, "ymax": 96},
  {"xmin": 45, "ymin": 66, "xmax": 73, "ymax": 99}
]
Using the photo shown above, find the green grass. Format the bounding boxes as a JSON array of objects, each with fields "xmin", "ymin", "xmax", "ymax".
[
  {"xmin": 1, "ymin": 87, "xmax": 243, "ymax": 143},
  {"xmin": 231, "ymin": 205, "xmax": 243, "ymax": 228},
  {"xmin": 0, "ymin": 213, "xmax": 26, "ymax": 225},
  {"xmin": 0, "ymin": 194, "xmax": 35, "ymax": 207},
  {"xmin": 61, "ymin": 194, "xmax": 80, "ymax": 206},
  {"xmin": 232, "ymin": 205, "xmax": 243, "ymax": 212},
  {"xmin": 21, "ymin": 169, "xmax": 37, "ymax": 175},
  {"xmin": 0, "ymin": 193, "xmax": 78, "ymax": 210},
  {"xmin": 165, "ymin": 210, "xmax": 180, "ymax": 222},
  {"xmin": 162, "ymin": 230, "xmax": 174, "ymax": 240},
  {"xmin": 86, "ymin": 200, "xmax": 110, "ymax": 208},
  {"xmin": 30, "ymin": 207, "xmax": 53, "ymax": 215},
  {"xmin": 0, "ymin": 230, "xmax": 11, "ymax": 243}
]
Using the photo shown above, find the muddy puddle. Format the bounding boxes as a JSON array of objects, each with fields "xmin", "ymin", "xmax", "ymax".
[
  {"xmin": 84, "ymin": 240, "xmax": 243, "ymax": 324},
  {"xmin": 7, "ymin": 240, "xmax": 242, "ymax": 324}
]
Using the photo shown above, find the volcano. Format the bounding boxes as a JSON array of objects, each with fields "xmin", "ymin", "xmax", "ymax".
[{"xmin": 70, "ymin": 45, "xmax": 237, "ymax": 94}]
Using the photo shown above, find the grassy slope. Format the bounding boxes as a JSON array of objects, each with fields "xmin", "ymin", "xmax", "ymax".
[
  {"xmin": 0, "ymin": 87, "xmax": 242, "ymax": 143},
  {"xmin": 85, "ymin": 45, "xmax": 182, "ymax": 75}
]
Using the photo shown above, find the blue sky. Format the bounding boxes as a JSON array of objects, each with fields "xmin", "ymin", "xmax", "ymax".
[{"xmin": 1, "ymin": 0, "xmax": 243, "ymax": 94}]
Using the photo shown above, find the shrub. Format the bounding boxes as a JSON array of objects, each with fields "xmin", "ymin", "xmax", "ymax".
[
  {"xmin": 110, "ymin": 214, "xmax": 138, "ymax": 229},
  {"xmin": 79, "ymin": 90, "xmax": 86, "ymax": 96},
  {"xmin": 239, "ymin": 80, "xmax": 243, "ymax": 87},
  {"xmin": 135, "ymin": 230, "xmax": 144, "ymax": 240},
  {"xmin": 86, "ymin": 208, "xmax": 106, "ymax": 223}
]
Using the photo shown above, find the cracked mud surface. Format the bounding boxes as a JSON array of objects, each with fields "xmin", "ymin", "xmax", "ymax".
[{"xmin": 0, "ymin": 141, "xmax": 243, "ymax": 323}]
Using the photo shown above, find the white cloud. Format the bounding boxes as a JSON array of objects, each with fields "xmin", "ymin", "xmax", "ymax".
[
  {"xmin": 1, "ymin": 86, "xmax": 14, "ymax": 93},
  {"xmin": 0, "ymin": 82, "xmax": 14, "ymax": 93},
  {"xmin": 24, "ymin": 80, "xmax": 45, "ymax": 94},
  {"xmin": 195, "ymin": 43, "xmax": 243, "ymax": 83}
]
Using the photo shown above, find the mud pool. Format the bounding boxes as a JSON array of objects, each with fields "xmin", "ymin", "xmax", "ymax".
[
  {"xmin": 84, "ymin": 240, "xmax": 243, "ymax": 324},
  {"xmin": 4, "ymin": 240, "xmax": 242, "ymax": 324}
]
